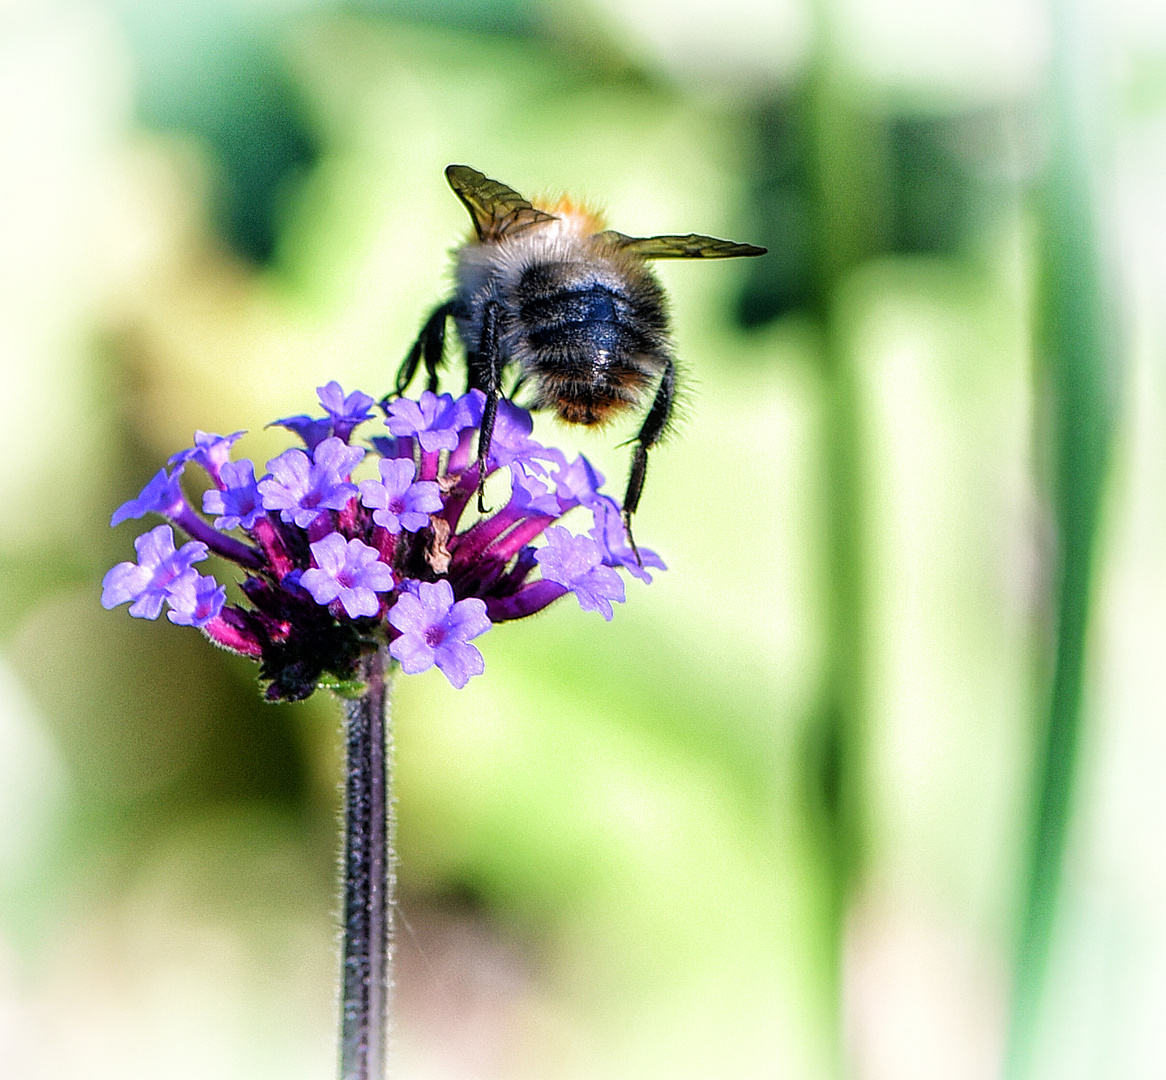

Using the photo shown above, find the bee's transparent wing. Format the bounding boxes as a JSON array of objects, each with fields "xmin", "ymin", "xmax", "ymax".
[
  {"xmin": 445, "ymin": 165, "xmax": 558, "ymax": 240},
  {"xmin": 597, "ymin": 230, "xmax": 767, "ymax": 259}
]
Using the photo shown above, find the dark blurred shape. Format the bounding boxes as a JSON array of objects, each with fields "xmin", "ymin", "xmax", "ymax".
[
  {"xmin": 738, "ymin": 100, "xmax": 1021, "ymax": 328},
  {"xmin": 1009, "ymin": 16, "xmax": 1119, "ymax": 1070},
  {"xmin": 887, "ymin": 116, "xmax": 976, "ymax": 255},
  {"xmin": 114, "ymin": 0, "xmax": 319, "ymax": 263},
  {"xmin": 111, "ymin": 0, "xmax": 552, "ymax": 262},
  {"xmin": 737, "ymin": 96, "xmax": 814, "ymax": 327},
  {"xmin": 342, "ymin": 0, "xmax": 538, "ymax": 36},
  {"xmin": 887, "ymin": 111, "xmax": 1026, "ymax": 257}
]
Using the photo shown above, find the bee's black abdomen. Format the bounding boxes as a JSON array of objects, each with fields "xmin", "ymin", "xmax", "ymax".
[
  {"xmin": 525, "ymin": 285, "xmax": 645, "ymax": 354},
  {"xmin": 511, "ymin": 262, "xmax": 670, "ymax": 425}
]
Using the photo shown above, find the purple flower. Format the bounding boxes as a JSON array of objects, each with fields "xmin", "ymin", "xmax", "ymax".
[
  {"xmin": 300, "ymin": 533, "xmax": 394, "ymax": 618},
  {"xmin": 203, "ymin": 459, "xmax": 264, "ymax": 531},
  {"xmin": 510, "ymin": 465, "xmax": 559, "ymax": 515},
  {"xmin": 456, "ymin": 390, "xmax": 562, "ymax": 473},
  {"xmin": 535, "ymin": 525, "xmax": 626, "ymax": 620},
  {"xmin": 101, "ymin": 524, "xmax": 209, "ymax": 620},
  {"xmin": 103, "ymin": 386, "xmax": 663, "ymax": 700},
  {"xmin": 490, "ymin": 398, "xmax": 563, "ymax": 472},
  {"xmin": 552, "ymin": 455, "xmax": 605, "ymax": 507},
  {"xmin": 270, "ymin": 414, "xmax": 334, "ymax": 451},
  {"xmin": 165, "ymin": 572, "xmax": 226, "ymax": 627},
  {"xmin": 359, "ymin": 458, "xmax": 442, "ymax": 534},
  {"xmin": 168, "ymin": 431, "xmax": 244, "ymax": 485},
  {"xmin": 385, "ymin": 391, "xmax": 460, "ymax": 452},
  {"xmin": 317, "ymin": 381, "xmax": 376, "ymax": 441},
  {"xmin": 589, "ymin": 496, "xmax": 666, "ymax": 584},
  {"xmin": 388, "ymin": 580, "xmax": 491, "ymax": 689},
  {"xmin": 110, "ymin": 466, "xmax": 187, "ymax": 526},
  {"xmin": 449, "ymin": 389, "xmax": 484, "ymax": 431},
  {"xmin": 258, "ymin": 437, "xmax": 363, "ymax": 528}
]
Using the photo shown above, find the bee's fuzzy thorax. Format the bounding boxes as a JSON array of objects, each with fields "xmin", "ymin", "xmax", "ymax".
[
  {"xmin": 451, "ymin": 216, "xmax": 660, "ymax": 343},
  {"xmin": 532, "ymin": 194, "xmax": 607, "ymax": 235}
]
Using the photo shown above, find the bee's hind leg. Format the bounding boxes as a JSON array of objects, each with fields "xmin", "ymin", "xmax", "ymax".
[
  {"xmin": 622, "ymin": 356, "xmax": 676, "ymax": 561},
  {"xmin": 392, "ymin": 300, "xmax": 455, "ymax": 398}
]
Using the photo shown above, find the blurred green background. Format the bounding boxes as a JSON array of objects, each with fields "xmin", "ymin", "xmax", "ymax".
[{"xmin": 3, "ymin": 0, "xmax": 1166, "ymax": 1076}]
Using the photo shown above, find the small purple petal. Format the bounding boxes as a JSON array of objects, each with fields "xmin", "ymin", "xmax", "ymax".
[
  {"xmin": 388, "ymin": 579, "xmax": 490, "ymax": 688},
  {"xmin": 312, "ymin": 435, "xmax": 365, "ymax": 479},
  {"xmin": 385, "ymin": 391, "xmax": 460, "ymax": 452},
  {"xmin": 509, "ymin": 465, "xmax": 560, "ymax": 515},
  {"xmin": 450, "ymin": 390, "xmax": 484, "ymax": 431},
  {"xmin": 203, "ymin": 459, "xmax": 264, "ymax": 531},
  {"xmin": 535, "ymin": 525, "xmax": 625, "ymax": 620},
  {"xmin": 301, "ymin": 533, "xmax": 394, "ymax": 619},
  {"xmin": 166, "ymin": 573, "xmax": 226, "ymax": 627},
  {"xmin": 370, "ymin": 435, "xmax": 414, "ymax": 460},
  {"xmin": 553, "ymin": 455, "xmax": 605, "ymax": 507},
  {"xmin": 100, "ymin": 561, "xmax": 154, "ymax": 611},
  {"xmin": 110, "ymin": 466, "xmax": 187, "ymax": 526},
  {"xmin": 270, "ymin": 414, "xmax": 334, "ymax": 451},
  {"xmin": 445, "ymin": 593, "xmax": 492, "ymax": 641}
]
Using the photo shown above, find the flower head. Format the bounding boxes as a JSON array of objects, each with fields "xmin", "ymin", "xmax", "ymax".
[
  {"xmin": 257, "ymin": 437, "xmax": 363, "ymax": 528},
  {"xmin": 359, "ymin": 458, "xmax": 442, "ymax": 534},
  {"xmin": 301, "ymin": 534, "xmax": 395, "ymax": 619},
  {"xmin": 389, "ymin": 580, "xmax": 490, "ymax": 688},
  {"xmin": 103, "ymin": 387, "xmax": 664, "ymax": 699},
  {"xmin": 101, "ymin": 524, "xmax": 210, "ymax": 621},
  {"xmin": 203, "ymin": 459, "xmax": 264, "ymax": 531},
  {"xmin": 384, "ymin": 391, "xmax": 460, "ymax": 452}
]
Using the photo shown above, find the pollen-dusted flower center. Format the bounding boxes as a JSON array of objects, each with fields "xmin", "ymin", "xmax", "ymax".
[{"xmin": 424, "ymin": 624, "xmax": 446, "ymax": 648}]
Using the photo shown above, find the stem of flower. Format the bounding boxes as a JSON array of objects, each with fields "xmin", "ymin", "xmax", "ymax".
[{"xmin": 339, "ymin": 647, "xmax": 395, "ymax": 1080}]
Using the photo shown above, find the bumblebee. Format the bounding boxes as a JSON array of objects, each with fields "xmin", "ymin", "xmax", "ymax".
[{"xmin": 396, "ymin": 164, "xmax": 766, "ymax": 545}]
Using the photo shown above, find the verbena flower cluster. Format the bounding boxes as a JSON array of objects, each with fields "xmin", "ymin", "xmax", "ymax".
[{"xmin": 102, "ymin": 383, "xmax": 664, "ymax": 700}]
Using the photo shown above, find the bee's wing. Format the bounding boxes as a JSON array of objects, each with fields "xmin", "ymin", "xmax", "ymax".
[
  {"xmin": 446, "ymin": 164, "xmax": 558, "ymax": 241},
  {"xmin": 597, "ymin": 230, "xmax": 767, "ymax": 259}
]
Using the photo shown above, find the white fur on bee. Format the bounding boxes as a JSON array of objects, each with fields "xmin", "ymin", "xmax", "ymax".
[{"xmin": 450, "ymin": 210, "xmax": 652, "ymax": 363}]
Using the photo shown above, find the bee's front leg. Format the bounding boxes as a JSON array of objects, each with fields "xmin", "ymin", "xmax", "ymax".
[
  {"xmin": 472, "ymin": 300, "xmax": 504, "ymax": 513},
  {"xmin": 393, "ymin": 300, "xmax": 456, "ymax": 398}
]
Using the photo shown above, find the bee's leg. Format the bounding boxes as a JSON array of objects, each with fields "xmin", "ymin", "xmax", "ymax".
[
  {"xmin": 622, "ymin": 356, "xmax": 676, "ymax": 561},
  {"xmin": 474, "ymin": 300, "xmax": 504, "ymax": 513},
  {"xmin": 393, "ymin": 300, "xmax": 455, "ymax": 398}
]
